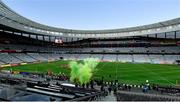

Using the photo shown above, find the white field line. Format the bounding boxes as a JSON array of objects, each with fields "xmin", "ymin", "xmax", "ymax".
[{"xmin": 140, "ymin": 65, "xmax": 175, "ymax": 85}]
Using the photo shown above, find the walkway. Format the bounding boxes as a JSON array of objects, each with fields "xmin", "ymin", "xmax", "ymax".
[{"xmin": 101, "ymin": 91, "xmax": 117, "ymax": 101}]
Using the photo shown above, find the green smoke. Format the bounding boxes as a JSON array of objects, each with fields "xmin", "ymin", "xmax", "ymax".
[
  {"xmin": 69, "ymin": 58, "xmax": 99, "ymax": 85},
  {"xmin": 69, "ymin": 61, "xmax": 79, "ymax": 83}
]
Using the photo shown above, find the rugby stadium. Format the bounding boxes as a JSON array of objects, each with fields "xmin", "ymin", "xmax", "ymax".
[{"xmin": 0, "ymin": 0, "xmax": 180, "ymax": 101}]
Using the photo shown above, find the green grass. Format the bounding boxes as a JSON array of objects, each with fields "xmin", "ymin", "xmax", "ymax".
[{"xmin": 3, "ymin": 60, "xmax": 180, "ymax": 86}]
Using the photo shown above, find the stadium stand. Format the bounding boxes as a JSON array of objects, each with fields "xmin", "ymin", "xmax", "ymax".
[
  {"xmin": 116, "ymin": 91, "xmax": 180, "ymax": 101},
  {"xmin": 10, "ymin": 53, "xmax": 37, "ymax": 62},
  {"xmin": 39, "ymin": 53, "xmax": 60, "ymax": 60},
  {"xmin": 164, "ymin": 55, "xmax": 180, "ymax": 64},
  {"xmin": 103, "ymin": 54, "xmax": 117, "ymax": 61},
  {"xmin": 0, "ymin": 53, "xmax": 22, "ymax": 64},
  {"xmin": 0, "ymin": 61, "xmax": 5, "ymax": 65},
  {"xmin": 133, "ymin": 54, "xmax": 150, "ymax": 63},
  {"xmin": 0, "ymin": 43, "xmax": 180, "ymax": 65},
  {"xmin": 78, "ymin": 54, "xmax": 91, "ymax": 60},
  {"xmin": 27, "ymin": 53, "xmax": 48, "ymax": 61},
  {"xmin": 149, "ymin": 55, "xmax": 166, "ymax": 64},
  {"xmin": 118, "ymin": 54, "xmax": 133, "ymax": 62},
  {"xmin": 91, "ymin": 54, "xmax": 103, "ymax": 60}
]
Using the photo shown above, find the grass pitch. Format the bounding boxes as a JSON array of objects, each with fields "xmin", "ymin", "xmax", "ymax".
[{"xmin": 4, "ymin": 60, "xmax": 180, "ymax": 86}]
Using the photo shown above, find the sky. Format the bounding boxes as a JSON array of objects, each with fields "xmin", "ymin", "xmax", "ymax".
[{"xmin": 2, "ymin": 0, "xmax": 180, "ymax": 30}]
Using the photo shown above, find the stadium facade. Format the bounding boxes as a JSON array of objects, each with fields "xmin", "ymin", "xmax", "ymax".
[
  {"xmin": 0, "ymin": 1, "xmax": 180, "ymax": 101},
  {"xmin": 0, "ymin": 1, "xmax": 180, "ymax": 39}
]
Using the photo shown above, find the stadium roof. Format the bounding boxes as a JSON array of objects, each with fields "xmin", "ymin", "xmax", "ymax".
[{"xmin": 0, "ymin": 0, "xmax": 180, "ymax": 38}]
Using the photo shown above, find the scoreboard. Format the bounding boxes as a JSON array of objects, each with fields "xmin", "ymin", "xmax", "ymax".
[{"xmin": 55, "ymin": 39, "xmax": 63, "ymax": 44}]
